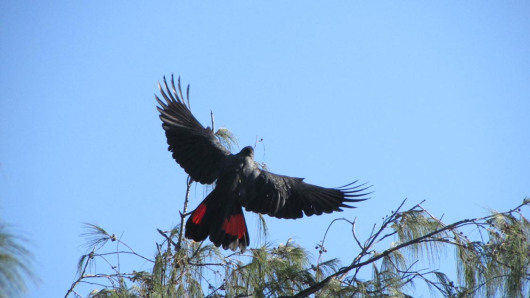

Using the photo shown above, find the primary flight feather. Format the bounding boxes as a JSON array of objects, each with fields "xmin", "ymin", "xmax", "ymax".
[{"xmin": 156, "ymin": 75, "xmax": 368, "ymax": 252}]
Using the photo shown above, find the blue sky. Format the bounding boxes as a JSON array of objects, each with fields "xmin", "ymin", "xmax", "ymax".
[{"xmin": 1, "ymin": 1, "xmax": 529, "ymax": 296}]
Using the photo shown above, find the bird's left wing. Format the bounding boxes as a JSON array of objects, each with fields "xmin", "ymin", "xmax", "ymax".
[
  {"xmin": 239, "ymin": 169, "xmax": 369, "ymax": 219},
  {"xmin": 156, "ymin": 75, "xmax": 231, "ymax": 184}
]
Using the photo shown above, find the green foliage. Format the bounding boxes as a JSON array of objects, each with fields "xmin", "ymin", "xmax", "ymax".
[
  {"xmin": 215, "ymin": 128, "xmax": 238, "ymax": 152},
  {"xmin": 392, "ymin": 209, "xmax": 449, "ymax": 264},
  {"xmin": 80, "ymin": 223, "xmax": 117, "ymax": 250},
  {"xmin": 224, "ymin": 240, "xmax": 317, "ymax": 297},
  {"xmin": 66, "ymin": 199, "xmax": 530, "ymax": 297},
  {"xmin": 0, "ymin": 222, "xmax": 36, "ymax": 298},
  {"xmin": 454, "ymin": 208, "xmax": 530, "ymax": 297}
]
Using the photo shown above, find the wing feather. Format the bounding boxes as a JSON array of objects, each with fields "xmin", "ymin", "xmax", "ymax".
[
  {"xmin": 240, "ymin": 170, "xmax": 369, "ymax": 219},
  {"xmin": 156, "ymin": 75, "xmax": 230, "ymax": 184}
]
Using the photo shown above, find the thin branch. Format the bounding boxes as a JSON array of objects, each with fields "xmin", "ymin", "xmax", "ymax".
[
  {"xmin": 317, "ymin": 217, "xmax": 353, "ymax": 264},
  {"xmin": 158, "ymin": 229, "xmax": 179, "ymax": 249},
  {"xmin": 95, "ymin": 250, "xmax": 155, "ymax": 263},
  {"xmin": 351, "ymin": 217, "xmax": 363, "ymax": 250},
  {"xmin": 211, "ymin": 110, "xmax": 215, "ymax": 132},
  {"xmin": 64, "ymin": 250, "xmax": 93, "ymax": 298},
  {"xmin": 177, "ymin": 176, "xmax": 193, "ymax": 249}
]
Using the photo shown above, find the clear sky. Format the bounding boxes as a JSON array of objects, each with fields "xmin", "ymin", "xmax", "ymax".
[{"xmin": 1, "ymin": 1, "xmax": 529, "ymax": 297}]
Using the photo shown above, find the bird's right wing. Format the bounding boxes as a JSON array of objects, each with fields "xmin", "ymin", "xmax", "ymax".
[{"xmin": 156, "ymin": 75, "xmax": 231, "ymax": 184}]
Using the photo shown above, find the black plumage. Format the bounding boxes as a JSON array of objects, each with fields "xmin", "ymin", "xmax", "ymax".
[{"xmin": 156, "ymin": 75, "xmax": 369, "ymax": 252}]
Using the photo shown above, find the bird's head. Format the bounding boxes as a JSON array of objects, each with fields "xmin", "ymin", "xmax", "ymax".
[{"xmin": 239, "ymin": 146, "xmax": 254, "ymax": 158}]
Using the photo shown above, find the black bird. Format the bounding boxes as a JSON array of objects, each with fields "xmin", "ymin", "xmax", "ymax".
[{"xmin": 156, "ymin": 75, "xmax": 368, "ymax": 252}]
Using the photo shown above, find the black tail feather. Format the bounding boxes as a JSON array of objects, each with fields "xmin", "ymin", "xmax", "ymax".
[{"xmin": 185, "ymin": 192, "xmax": 249, "ymax": 252}]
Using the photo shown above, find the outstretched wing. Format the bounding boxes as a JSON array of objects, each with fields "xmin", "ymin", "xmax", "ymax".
[
  {"xmin": 156, "ymin": 75, "xmax": 231, "ymax": 184},
  {"xmin": 239, "ymin": 169, "xmax": 369, "ymax": 219}
]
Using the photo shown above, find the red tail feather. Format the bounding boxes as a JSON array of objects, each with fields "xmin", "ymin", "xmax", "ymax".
[
  {"xmin": 191, "ymin": 203, "xmax": 207, "ymax": 224},
  {"xmin": 185, "ymin": 201, "xmax": 211, "ymax": 243},
  {"xmin": 222, "ymin": 214, "xmax": 247, "ymax": 239},
  {"xmin": 185, "ymin": 192, "xmax": 250, "ymax": 252}
]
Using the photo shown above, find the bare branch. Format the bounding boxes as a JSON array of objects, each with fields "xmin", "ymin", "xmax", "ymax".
[{"xmin": 177, "ymin": 176, "xmax": 193, "ymax": 250}]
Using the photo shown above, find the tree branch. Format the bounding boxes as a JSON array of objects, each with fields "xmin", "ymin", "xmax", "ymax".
[{"xmin": 291, "ymin": 200, "xmax": 530, "ymax": 297}]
